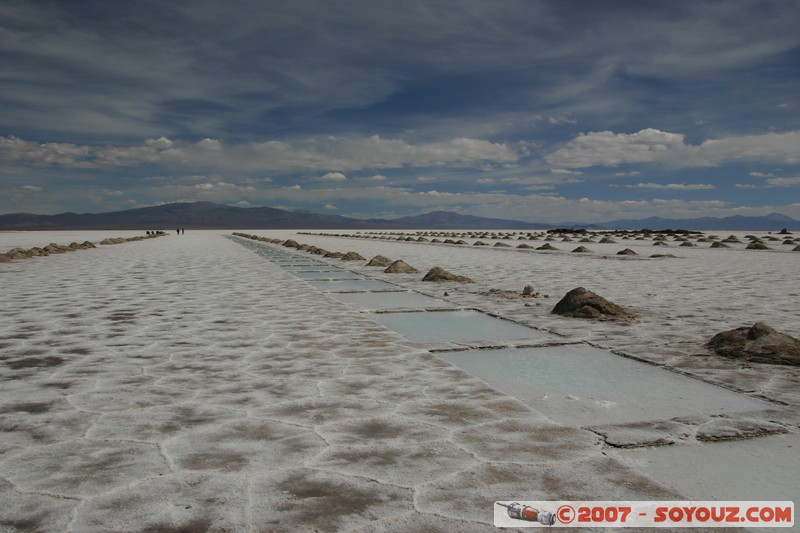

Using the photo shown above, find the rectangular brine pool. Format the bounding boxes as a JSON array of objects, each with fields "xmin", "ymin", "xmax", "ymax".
[
  {"xmin": 285, "ymin": 265, "xmax": 342, "ymax": 271},
  {"xmin": 331, "ymin": 291, "xmax": 456, "ymax": 311},
  {"xmin": 292, "ymin": 270, "xmax": 363, "ymax": 279},
  {"xmin": 307, "ymin": 279, "xmax": 399, "ymax": 292},
  {"xmin": 439, "ymin": 345, "xmax": 772, "ymax": 426},
  {"xmin": 369, "ymin": 310, "xmax": 554, "ymax": 344}
]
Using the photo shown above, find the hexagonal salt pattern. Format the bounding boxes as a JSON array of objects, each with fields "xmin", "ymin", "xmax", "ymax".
[{"xmin": 1, "ymin": 232, "xmax": 769, "ymax": 531}]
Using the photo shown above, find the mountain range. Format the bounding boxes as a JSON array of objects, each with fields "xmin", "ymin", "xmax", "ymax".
[{"xmin": 1, "ymin": 202, "xmax": 798, "ymax": 231}]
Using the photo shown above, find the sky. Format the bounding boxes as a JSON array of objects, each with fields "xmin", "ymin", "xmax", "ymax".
[{"xmin": 1, "ymin": 0, "xmax": 799, "ymax": 223}]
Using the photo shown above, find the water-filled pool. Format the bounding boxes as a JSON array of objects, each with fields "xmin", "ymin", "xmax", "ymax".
[
  {"xmin": 331, "ymin": 291, "xmax": 456, "ymax": 311},
  {"xmin": 285, "ymin": 265, "xmax": 342, "ymax": 271},
  {"xmin": 292, "ymin": 270, "xmax": 363, "ymax": 279},
  {"xmin": 369, "ymin": 310, "xmax": 555, "ymax": 344},
  {"xmin": 439, "ymin": 344, "xmax": 772, "ymax": 425},
  {"xmin": 307, "ymin": 279, "xmax": 399, "ymax": 292}
]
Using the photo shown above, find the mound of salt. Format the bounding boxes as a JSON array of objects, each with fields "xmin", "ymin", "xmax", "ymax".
[
  {"xmin": 366, "ymin": 255, "xmax": 393, "ymax": 267},
  {"xmin": 422, "ymin": 266, "xmax": 473, "ymax": 283},
  {"xmin": 384, "ymin": 260, "xmax": 419, "ymax": 273},
  {"xmin": 706, "ymin": 322, "xmax": 800, "ymax": 366},
  {"xmin": 551, "ymin": 287, "xmax": 633, "ymax": 320}
]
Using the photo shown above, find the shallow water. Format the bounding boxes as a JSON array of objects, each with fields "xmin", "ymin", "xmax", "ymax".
[
  {"xmin": 307, "ymin": 279, "xmax": 398, "ymax": 291},
  {"xmin": 331, "ymin": 291, "xmax": 456, "ymax": 311},
  {"xmin": 284, "ymin": 265, "xmax": 343, "ymax": 271},
  {"xmin": 292, "ymin": 270, "xmax": 362, "ymax": 279},
  {"xmin": 369, "ymin": 309, "xmax": 556, "ymax": 344},
  {"xmin": 439, "ymin": 345, "xmax": 772, "ymax": 425}
]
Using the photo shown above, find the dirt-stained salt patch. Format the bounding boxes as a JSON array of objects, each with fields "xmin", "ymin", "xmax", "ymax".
[
  {"xmin": 167, "ymin": 419, "xmax": 326, "ymax": 473},
  {"xmin": 0, "ymin": 478, "xmax": 79, "ymax": 532},
  {"xmin": 71, "ymin": 472, "xmax": 249, "ymax": 532},
  {"xmin": 0, "ymin": 439, "xmax": 169, "ymax": 497},
  {"xmin": 250, "ymin": 468, "xmax": 413, "ymax": 532},
  {"xmin": 312, "ymin": 440, "xmax": 478, "ymax": 486},
  {"xmin": 254, "ymin": 397, "xmax": 395, "ymax": 426},
  {"xmin": 416, "ymin": 457, "xmax": 682, "ymax": 524},
  {"xmin": 317, "ymin": 415, "xmax": 450, "ymax": 445}
]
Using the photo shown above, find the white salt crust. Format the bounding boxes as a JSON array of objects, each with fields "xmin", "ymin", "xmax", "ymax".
[{"xmin": 0, "ymin": 229, "xmax": 797, "ymax": 531}]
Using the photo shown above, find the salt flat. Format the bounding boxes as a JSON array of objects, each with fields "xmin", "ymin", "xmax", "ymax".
[{"xmin": 1, "ymin": 229, "xmax": 798, "ymax": 531}]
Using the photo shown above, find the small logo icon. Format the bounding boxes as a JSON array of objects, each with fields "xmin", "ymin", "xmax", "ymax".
[{"xmin": 496, "ymin": 502, "xmax": 556, "ymax": 525}]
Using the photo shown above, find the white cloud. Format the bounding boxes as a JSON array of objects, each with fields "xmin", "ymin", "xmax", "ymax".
[
  {"xmin": 501, "ymin": 175, "xmax": 582, "ymax": 186},
  {"xmin": 550, "ymin": 168, "xmax": 583, "ymax": 175},
  {"xmin": 545, "ymin": 129, "xmax": 691, "ymax": 168},
  {"xmin": 546, "ymin": 129, "xmax": 800, "ymax": 169},
  {"xmin": 0, "ymin": 134, "xmax": 518, "ymax": 173},
  {"xmin": 319, "ymin": 172, "xmax": 347, "ymax": 181},
  {"xmin": 191, "ymin": 182, "xmax": 254, "ymax": 191},
  {"xmin": 548, "ymin": 115, "xmax": 577, "ymax": 125},
  {"xmin": 626, "ymin": 182, "xmax": 715, "ymax": 190},
  {"xmin": 737, "ymin": 175, "xmax": 800, "ymax": 188},
  {"xmin": 766, "ymin": 176, "xmax": 800, "ymax": 187},
  {"xmin": 695, "ymin": 131, "xmax": 800, "ymax": 166},
  {"xmin": 615, "ymin": 170, "xmax": 641, "ymax": 177},
  {"xmin": 20, "ymin": 185, "xmax": 43, "ymax": 192},
  {"xmin": 749, "ymin": 171, "xmax": 774, "ymax": 177},
  {"xmin": 324, "ymin": 204, "xmax": 337, "ymax": 210}
]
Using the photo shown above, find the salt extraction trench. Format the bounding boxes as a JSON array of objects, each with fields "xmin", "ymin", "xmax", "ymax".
[{"xmin": 232, "ymin": 236, "xmax": 774, "ymax": 428}]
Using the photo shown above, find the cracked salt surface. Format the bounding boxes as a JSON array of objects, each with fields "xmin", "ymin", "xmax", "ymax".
[{"xmin": 1, "ymin": 230, "xmax": 798, "ymax": 531}]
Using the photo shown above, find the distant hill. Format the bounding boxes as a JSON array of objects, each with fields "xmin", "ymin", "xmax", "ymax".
[
  {"xmin": 377, "ymin": 210, "xmax": 541, "ymax": 229},
  {"xmin": 1, "ymin": 202, "xmax": 797, "ymax": 231},
  {"xmin": 601, "ymin": 213, "xmax": 800, "ymax": 231},
  {"xmin": 0, "ymin": 202, "xmax": 544, "ymax": 230}
]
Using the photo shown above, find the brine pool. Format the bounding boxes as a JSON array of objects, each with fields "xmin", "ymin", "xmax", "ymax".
[
  {"xmin": 438, "ymin": 345, "xmax": 771, "ymax": 426},
  {"xmin": 369, "ymin": 309, "xmax": 555, "ymax": 344}
]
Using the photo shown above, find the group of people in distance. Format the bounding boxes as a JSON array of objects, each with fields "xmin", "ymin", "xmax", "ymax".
[{"xmin": 144, "ymin": 229, "xmax": 184, "ymax": 235}]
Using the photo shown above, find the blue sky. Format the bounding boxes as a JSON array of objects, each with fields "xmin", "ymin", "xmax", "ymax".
[{"xmin": 1, "ymin": 0, "xmax": 799, "ymax": 223}]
